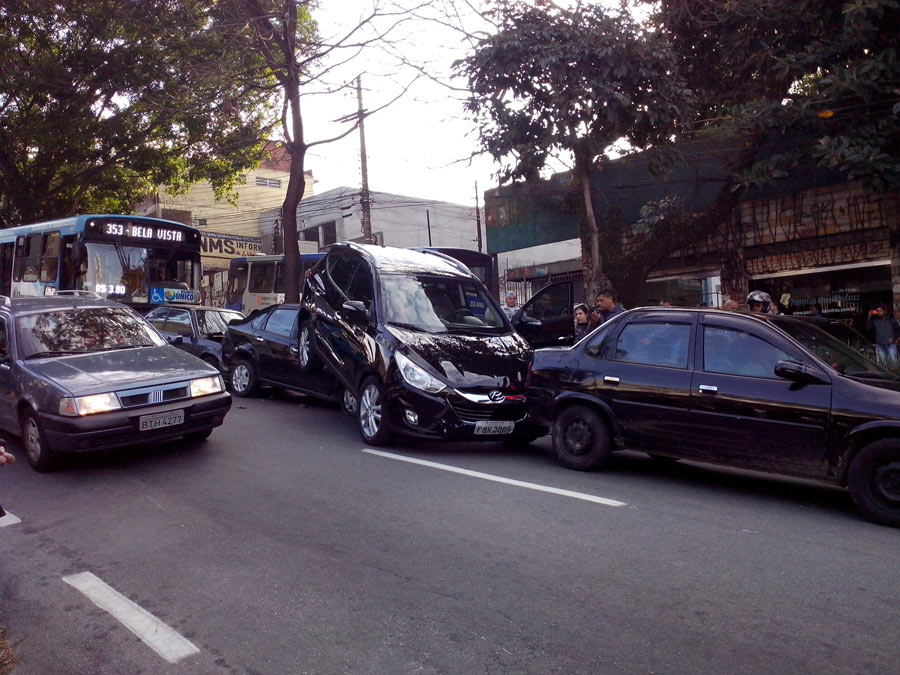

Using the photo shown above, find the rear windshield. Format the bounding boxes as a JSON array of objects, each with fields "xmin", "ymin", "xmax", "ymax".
[
  {"xmin": 380, "ymin": 273, "xmax": 507, "ymax": 334},
  {"xmin": 17, "ymin": 307, "xmax": 165, "ymax": 359}
]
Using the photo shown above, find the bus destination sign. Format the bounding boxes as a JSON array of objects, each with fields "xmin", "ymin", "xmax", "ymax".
[{"xmin": 87, "ymin": 219, "xmax": 190, "ymax": 243}]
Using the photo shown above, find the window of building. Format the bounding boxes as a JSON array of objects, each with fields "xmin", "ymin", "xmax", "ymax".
[
  {"xmin": 321, "ymin": 221, "xmax": 337, "ymax": 247},
  {"xmin": 255, "ymin": 176, "xmax": 282, "ymax": 188}
]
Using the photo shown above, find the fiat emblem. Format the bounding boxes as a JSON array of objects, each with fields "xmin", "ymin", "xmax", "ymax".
[{"xmin": 488, "ymin": 390, "xmax": 505, "ymax": 402}]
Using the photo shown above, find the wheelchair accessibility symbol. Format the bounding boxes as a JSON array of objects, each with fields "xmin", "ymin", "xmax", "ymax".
[{"xmin": 150, "ymin": 288, "xmax": 165, "ymax": 304}]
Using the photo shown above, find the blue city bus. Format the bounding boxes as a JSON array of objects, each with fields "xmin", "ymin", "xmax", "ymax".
[{"xmin": 0, "ymin": 214, "xmax": 202, "ymax": 310}]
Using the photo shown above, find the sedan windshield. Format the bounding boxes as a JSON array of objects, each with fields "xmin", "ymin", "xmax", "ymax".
[
  {"xmin": 380, "ymin": 273, "xmax": 507, "ymax": 334},
  {"xmin": 772, "ymin": 316, "xmax": 896, "ymax": 378},
  {"xmin": 17, "ymin": 307, "xmax": 166, "ymax": 359}
]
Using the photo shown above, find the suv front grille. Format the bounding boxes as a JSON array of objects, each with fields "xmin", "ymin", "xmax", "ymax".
[
  {"xmin": 118, "ymin": 382, "xmax": 191, "ymax": 408},
  {"xmin": 450, "ymin": 400, "xmax": 526, "ymax": 422}
]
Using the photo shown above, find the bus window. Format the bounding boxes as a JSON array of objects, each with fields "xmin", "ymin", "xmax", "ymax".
[
  {"xmin": 40, "ymin": 232, "xmax": 60, "ymax": 282},
  {"xmin": 274, "ymin": 262, "xmax": 284, "ymax": 294},
  {"xmin": 249, "ymin": 261, "xmax": 275, "ymax": 293}
]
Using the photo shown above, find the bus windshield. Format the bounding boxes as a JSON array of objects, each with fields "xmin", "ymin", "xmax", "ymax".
[{"xmin": 80, "ymin": 242, "xmax": 196, "ymax": 303}]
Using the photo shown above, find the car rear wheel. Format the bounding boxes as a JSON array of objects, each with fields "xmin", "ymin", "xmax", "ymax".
[
  {"xmin": 848, "ymin": 440, "xmax": 900, "ymax": 527},
  {"xmin": 21, "ymin": 409, "xmax": 57, "ymax": 472},
  {"xmin": 230, "ymin": 359, "xmax": 258, "ymax": 397},
  {"xmin": 552, "ymin": 405, "xmax": 611, "ymax": 471},
  {"xmin": 358, "ymin": 376, "xmax": 392, "ymax": 446},
  {"xmin": 339, "ymin": 385, "xmax": 358, "ymax": 416},
  {"xmin": 297, "ymin": 321, "xmax": 322, "ymax": 373}
]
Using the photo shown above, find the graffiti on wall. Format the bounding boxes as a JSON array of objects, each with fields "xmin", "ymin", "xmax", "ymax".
[{"xmin": 746, "ymin": 240, "xmax": 890, "ymax": 276}]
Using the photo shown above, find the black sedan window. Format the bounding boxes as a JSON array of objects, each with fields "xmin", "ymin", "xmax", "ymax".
[
  {"xmin": 703, "ymin": 327, "xmax": 790, "ymax": 378},
  {"xmin": 17, "ymin": 307, "xmax": 165, "ymax": 358},
  {"xmin": 614, "ymin": 322, "xmax": 691, "ymax": 368},
  {"xmin": 263, "ymin": 308, "xmax": 297, "ymax": 337}
]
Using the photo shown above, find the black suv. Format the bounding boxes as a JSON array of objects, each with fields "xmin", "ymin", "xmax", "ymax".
[
  {"xmin": 299, "ymin": 243, "xmax": 539, "ymax": 445},
  {"xmin": 0, "ymin": 295, "xmax": 231, "ymax": 471},
  {"xmin": 527, "ymin": 306, "xmax": 900, "ymax": 526}
]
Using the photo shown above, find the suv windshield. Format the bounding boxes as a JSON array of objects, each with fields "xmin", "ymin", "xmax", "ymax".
[
  {"xmin": 17, "ymin": 307, "xmax": 165, "ymax": 359},
  {"xmin": 380, "ymin": 273, "xmax": 507, "ymax": 334},
  {"xmin": 772, "ymin": 316, "xmax": 896, "ymax": 379}
]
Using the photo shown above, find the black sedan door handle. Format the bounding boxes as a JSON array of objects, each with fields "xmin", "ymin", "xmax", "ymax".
[
  {"xmin": 698, "ymin": 384, "xmax": 718, "ymax": 394},
  {"xmin": 254, "ymin": 336, "xmax": 264, "ymax": 342},
  {"xmin": 603, "ymin": 375, "xmax": 620, "ymax": 384}
]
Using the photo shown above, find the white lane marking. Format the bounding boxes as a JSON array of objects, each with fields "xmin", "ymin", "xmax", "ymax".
[
  {"xmin": 0, "ymin": 511, "xmax": 21, "ymax": 527},
  {"xmin": 62, "ymin": 572, "xmax": 200, "ymax": 664},
  {"xmin": 362, "ymin": 449, "xmax": 626, "ymax": 507}
]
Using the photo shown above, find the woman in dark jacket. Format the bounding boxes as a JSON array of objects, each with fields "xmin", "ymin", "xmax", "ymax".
[{"xmin": 574, "ymin": 303, "xmax": 591, "ymax": 341}]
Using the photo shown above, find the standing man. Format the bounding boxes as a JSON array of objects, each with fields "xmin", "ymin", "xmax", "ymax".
[
  {"xmin": 0, "ymin": 440, "xmax": 13, "ymax": 518},
  {"xmin": 865, "ymin": 305, "xmax": 900, "ymax": 368},
  {"xmin": 593, "ymin": 288, "xmax": 625, "ymax": 326},
  {"xmin": 501, "ymin": 291, "xmax": 519, "ymax": 319}
]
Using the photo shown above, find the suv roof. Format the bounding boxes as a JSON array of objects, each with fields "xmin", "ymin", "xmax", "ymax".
[{"xmin": 327, "ymin": 242, "xmax": 474, "ymax": 278}]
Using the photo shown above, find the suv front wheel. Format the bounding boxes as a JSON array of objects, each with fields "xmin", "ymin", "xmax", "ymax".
[
  {"xmin": 297, "ymin": 320, "xmax": 322, "ymax": 374},
  {"xmin": 358, "ymin": 376, "xmax": 392, "ymax": 446},
  {"xmin": 848, "ymin": 439, "xmax": 900, "ymax": 527}
]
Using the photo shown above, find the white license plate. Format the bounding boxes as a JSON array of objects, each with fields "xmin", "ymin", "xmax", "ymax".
[
  {"xmin": 474, "ymin": 420, "xmax": 515, "ymax": 435},
  {"xmin": 139, "ymin": 410, "xmax": 185, "ymax": 431}
]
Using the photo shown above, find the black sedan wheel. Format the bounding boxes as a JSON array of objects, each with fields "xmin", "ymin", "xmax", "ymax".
[
  {"xmin": 848, "ymin": 440, "xmax": 900, "ymax": 527},
  {"xmin": 297, "ymin": 321, "xmax": 322, "ymax": 373},
  {"xmin": 230, "ymin": 359, "xmax": 258, "ymax": 397},
  {"xmin": 21, "ymin": 409, "xmax": 57, "ymax": 472},
  {"xmin": 552, "ymin": 405, "xmax": 611, "ymax": 471},
  {"xmin": 340, "ymin": 385, "xmax": 359, "ymax": 416},
  {"xmin": 358, "ymin": 376, "xmax": 392, "ymax": 446}
]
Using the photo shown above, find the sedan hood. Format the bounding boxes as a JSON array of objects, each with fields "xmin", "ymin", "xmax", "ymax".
[
  {"xmin": 24, "ymin": 346, "xmax": 217, "ymax": 396},
  {"xmin": 388, "ymin": 327, "xmax": 531, "ymax": 390}
]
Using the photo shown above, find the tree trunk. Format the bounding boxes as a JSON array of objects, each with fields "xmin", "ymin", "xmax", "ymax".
[
  {"xmin": 576, "ymin": 160, "xmax": 608, "ymax": 300},
  {"xmin": 281, "ymin": 142, "xmax": 306, "ymax": 303}
]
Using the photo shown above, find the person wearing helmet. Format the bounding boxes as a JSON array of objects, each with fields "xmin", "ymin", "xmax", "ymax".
[{"xmin": 746, "ymin": 290, "xmax": 779, "ymax": 315}]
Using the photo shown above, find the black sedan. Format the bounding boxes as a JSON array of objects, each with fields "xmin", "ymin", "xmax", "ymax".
[
  {"xmin": 0, "ymin": 296, "xmax": 231, "ymax": 471},
  {"xmin": 527, "ymin": 307, "xmax": 900, "ymax": 527},
  {"xmin": 145, "ymin": 304, "xmax": 244, "ymax": 372}
]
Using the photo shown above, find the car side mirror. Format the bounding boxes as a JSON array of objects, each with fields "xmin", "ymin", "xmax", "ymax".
[
  {"xmin": 774, "ymin": 360, "xmax": 828, "ymax": 385},
  {"xmin": 167, "ymin": 335, "xmax": 184, "ymax": 346},
  {"xmin": 342, "ymin": 300, "xmax": 367, "ymax": 322}
]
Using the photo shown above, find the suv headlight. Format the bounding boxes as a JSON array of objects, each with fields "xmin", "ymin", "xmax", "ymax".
[
  {"xmin": 191, "ymin": 375, "xmax": 224, "ymax": 398},
  {"xmin": 395, "ymin": 352, "xmax": 445, "ymax": 394},
  {"xmin": 59, "ymin": 393, "xmax": 122, "ymax": 417}
]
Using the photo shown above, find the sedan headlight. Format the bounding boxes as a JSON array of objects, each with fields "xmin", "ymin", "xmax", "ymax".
[
  {"xmin": 191, "ymin": 375, "xmax": 224, "ymax": 398},
  {"xmin": 395, "ymin": 352, "xmax": 445, "ymax": 394},
  {"xmin": 59, "ymin": 393, "xmax": 122, "ymax": 417}
]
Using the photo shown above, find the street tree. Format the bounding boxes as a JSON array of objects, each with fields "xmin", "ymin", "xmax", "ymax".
[
  {"xmin": 0, "ymin": 0, "xmax": 276, "ymax": 226},
  {"xmin": 457, "ymin": 1, "xmax": 695, "ymax": 299},
  {"xmin": 231, "ymin": 0, "xmax": 425, "ymax": 303},
  {"xmin": 651, "ymin": 0, "xmax": 900, "ymax": 193}
]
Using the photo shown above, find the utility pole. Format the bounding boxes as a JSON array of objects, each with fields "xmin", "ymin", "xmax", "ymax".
[
  {"xmin": 474, "ymin": 181, "xmax": 483, "ymax": 252},
  {"xmin": 426, "ymin": 210, "xmax": 432, "ymax": 246},
  {"xmin": 356, "ymin": 76, "xmax": 373, "ymax": 244}
]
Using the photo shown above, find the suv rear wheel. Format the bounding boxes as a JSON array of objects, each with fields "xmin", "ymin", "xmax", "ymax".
[{"xmin": 848, "ymin": 439, "xmax": 900, "ymax": 527}]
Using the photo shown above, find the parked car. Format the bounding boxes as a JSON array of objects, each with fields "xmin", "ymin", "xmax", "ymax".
[
  {"xmin": 0, "ymin": 296, "xmax": 231, "ymax": 471},
  {"xmin": 220, "ymin": 303, "xmax": 354, "ymax": 411},
  {"xmin": 527, "ymin": 306, "xmax": 900, "ymax": 526},
  {"xmin": 145, "ymin": 304, "xmax": 244, "ymax": 372},
  {"xmin": 298, "ymin": 243, "xmax": 541, "ymax": 445}
]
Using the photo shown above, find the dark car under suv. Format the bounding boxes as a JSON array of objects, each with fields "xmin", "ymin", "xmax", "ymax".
[
  {"xmin": 527, "ymin": 306, "xmax": 900, "ymax": 526},
  {"xmin": 298, "ymin": 243, "xmax": 540, "ymax": 446},
  {"xmin": 0, "ymin": 295, "xmax": 231, "ymax": 471}
]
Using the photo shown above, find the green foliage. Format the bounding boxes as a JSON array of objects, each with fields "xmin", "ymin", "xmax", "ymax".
[
  {"xmin": 653, "ymin": 0, "xmax": 900, "ymax": 192},
  {"xmin": 456, "ymin": 2, "xmax": 695, "ymax": 185},
  {"xmin": 0, "ymin": 0, "xmax": 277, "ymax": 225}
]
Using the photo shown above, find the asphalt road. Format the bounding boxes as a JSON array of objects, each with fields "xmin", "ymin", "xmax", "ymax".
[{"xmin": 1, "ymin": 389, "xmax": 898, "ymax": 674}]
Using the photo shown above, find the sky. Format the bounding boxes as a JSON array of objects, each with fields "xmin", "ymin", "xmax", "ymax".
[{"xmin": 301, "ymin": 2, "xmax": 501, "ymax": 208}]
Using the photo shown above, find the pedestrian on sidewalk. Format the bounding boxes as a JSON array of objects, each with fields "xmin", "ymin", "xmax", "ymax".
[
  {"xmin": 0, "ymin": 440, "xmax": 13, "ymax": 518},
  {"xmin": 573, "ymin": 303, "xmax": 591, "ymax": 341},
  {"xmin": 865, "ymin": 305, "xmax": 900, "ymax": 368},
  {"xmin": 501, "ymin": 291, "xmax": 519, "ymax": 319}
]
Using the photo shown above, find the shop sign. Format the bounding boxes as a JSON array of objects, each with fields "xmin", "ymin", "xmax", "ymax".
[
  {"xmin": 201, "ymin": 232, "xmax": 262, "ymax": 258},
  {"xmin": 746, "ymin": 241, "xmax": 889, "ymax": 276}
]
